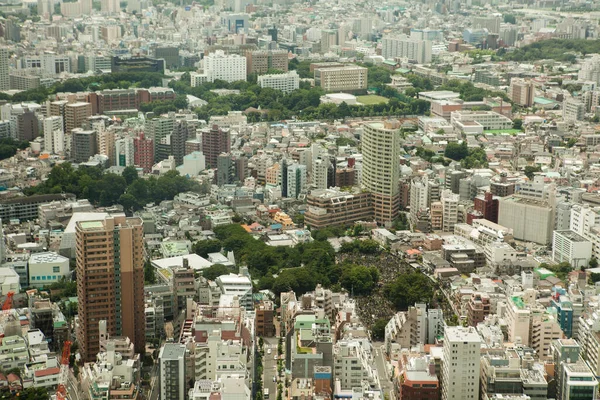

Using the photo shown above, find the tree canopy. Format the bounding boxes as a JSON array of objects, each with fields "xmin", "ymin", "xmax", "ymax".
[
  {"xmin": 503, "ymin": 39, "xmax": 600, "ymax": 63},
  {"xmin": 383, "ymin": 272, "xmax": 433, "ymax": 310}
]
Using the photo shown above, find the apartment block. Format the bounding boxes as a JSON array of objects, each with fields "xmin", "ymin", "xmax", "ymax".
[
  {"xmin": 441, "ymin": 326, "xmax": 481, "ymax": 400},
  {"xmin": 246, "ymin": 50, "xmax": 288, "ymax": 74},
  {"xmin": 76, "ymin": 215, "xmax": 145, "ymax": 362},
  {"xmin": 304, "ymin": 189, "xmax": 373, "ymax": 229},
  {"xmin": 509, "ymin": 78, "xmax": 535, "ymax": 107},
  {"xmin": 159, "ymin": 344, "xmax": 187, "ymax": 400}
]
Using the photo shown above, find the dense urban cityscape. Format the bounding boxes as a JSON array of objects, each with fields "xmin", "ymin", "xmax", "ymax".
[{"xmin": 0, "ymin": 0, "xmax": 598, "ymax": 399}]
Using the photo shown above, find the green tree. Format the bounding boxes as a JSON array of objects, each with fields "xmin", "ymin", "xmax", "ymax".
[
  {"xmin": 371, "ymin": 318, "xmax": 388, "ymax": 340},
  {"xmin": 193, "ymin": 239, "xmax": 223, "ymax": 258},
  {"xmin": 122, "ymin": 166, "xmax": 139, "ymax": 185},
  {"xmin": 590, "ymin": 257, "xmax": 599, "ymax": 269},
  {"xmin": 384, "ymin": 272, "xmax": 433, "ymax": 310},
  {"xmin": 340, "ymin": 264, "xmax": 379, "ymax": 295},
  {"xmin": 202, "ymin": 264, "xmax": 233, "ymax": 281},
  {"xmin": 144, "ymin": 260, "xmax": 156, "ymax": 284},
  {"xmin": 513, "ymin": 118, "xmax": 523, "ymax": 130},
  {"xmin": 444, "ymin": 141, "xmax": 469, "ymax": 161},
  {"xmin": 524, "ymin": 165, "xmax": 542, "ymax": 180}
]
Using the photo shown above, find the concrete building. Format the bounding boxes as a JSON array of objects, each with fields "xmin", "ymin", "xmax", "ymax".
[
  {"xmin": 76, "ymin": 215, "xmax": 145, "ymax": 362},
  {"xmin": 115, "ymin": 136, "xmax": 135, "ymax": 167},
  {"xmin": 381, "ymin": 35, "xmax": 433, "ymax": 64},
  {"xmin": 510, "ymin": 78, "xmax": 535, "ymax": 107},
  {"xmin": 204, "ymin": 50, "xmax": 247, "ymax": 83},
  {"xmin": 563, "ymin": 98, "xmax": 585, "ymax": 122},
  {"xmin": 257, "ymin": 71, "xmax": 299, "ymax": 93},
  {"xmin": 65, "ymin": 102, "xmax": 92, "ymax": 133},
  {"xmin": 304, "ymin": 189, "xmax": 373, "ymax": 229},
  {"xmin": 202, "ymin": 125, "xmax": 231, "ymax": 168},
  {"xmin": 552, "ymin": 230, "xmax": 593, "ymax": 267},
  {"xmin": 498, "ymin": 195, "xmax": 554, "ymax": 245},
  {"xmin": 286, "ymin": 163, "xmax": 307, "ymax": 199},
  {"xmin": 28, "ymin": 252, "xmax": 70, "ymax": 287},
  {"xmin": 441, "ymin": 189, "xmax": 459, "ymax": 232},
  {"xmin": 43, "ymin": 116, "xmax": 64, "ymax": 155},
  {"xmin": 71, "ymin": 129, "xmax": 97, "ymax": 163},
  {"xmin": 441, "ymin": 326, "xmax": 481, "ymax": 400},
  {"xmin": 451, "ymin": 110, "xmax": 513, "ymax": 133},
  {"xmin": 159, "ymin": 344, "xmax": 187, "ymax": 400},
  {"xmin": 246, "ymin": 50, "xmax": 288, "ymax": 74},
  {"xmin": 134, "ymin": 133, "xmax": 154, "ymax": 173},
  {"xmin": 333, "ymin": 340, "xmax": 379, "ymax": 391},
  {"xmin": 410, "ymin": 178, "xmax": 429, "ymax": 228},
  {"xmin": 362, "ymin": 121, "xmax": 402, "ymax": 223},
  {"xmin": 314, "ymin": 65, "xmax": 368, "ymax": 92},
  {"xmin": 579, "ymin": 55, "xmax": 600, "ymax": 85}
]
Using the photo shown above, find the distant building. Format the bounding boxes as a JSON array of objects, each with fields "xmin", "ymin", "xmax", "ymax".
[
  {"xmin": 111, "ymin": 57, "xmax": 165, "ymax": 74},
  {"xmin": 314, "ymin": 65, "xmax": 367, "ymax": 92},
  {"xmin": 257, "ymin": 71, "xmax": 299, "ymax": 93}
]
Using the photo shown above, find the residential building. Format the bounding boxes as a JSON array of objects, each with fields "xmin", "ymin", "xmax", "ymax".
[
  {"xmin": 510, "ymin": 78, "xmax": 535, "ymax": 107},
  {"xmin": 43, "ymin": 116, "xmax": 64, "ymax": 155},
  {"xmin": 304, "ymin": 189, "xmax": 373, "ymax": 229},
  {"xmin": 76, "ymin": 215, "xmax": 145, "ymax": 362},
  {"xmin": 441, "ymin": 189, "xmax": 459, "ymax": 232},
  {"xmin": 65, "ymin": 102, "xmax": 92, "ymax": 133},
  {"xmin": 441, "ymin": 326, "xmax": 481, "ymax": 400},
  {"xmin": 134, "ymin": 133, "xmax": 154, "ymax": 173},
  {"xmin": 159, "ymin": 344, "xmax": 187, "ymax": 400},
  {"xmin": 286, "ymin": 164, "xmax": 307, "ymax": 199},
  {"xmin": 362, "ymin": 121, "xmax": 402, "ymax": 223},
  {"xmin": 563, "ymin": 98, "xmax": 585, "ymax": 121},
  {"xmin": 202, "ymin": 125, "xmax": 231, "ymax": 168},
  {"xmin": 381, "ymin": 35, "xmax": 433, "ymax": 64},
  {"xmin": 0, "ymin": 48, "xmax": 9, "ymax": 91}
]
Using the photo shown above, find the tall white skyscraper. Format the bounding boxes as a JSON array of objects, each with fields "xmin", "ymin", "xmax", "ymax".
[
  {"xmin": 0, "ymin": 48, "xmax": 9, "ymax": 91},
  {"xmin": 362, "ymin": 120, "xmax": 402, "ymax": 223},
  {"xmin": 441, "ymin": 326, "xmax": 481, "ymax": 400}
]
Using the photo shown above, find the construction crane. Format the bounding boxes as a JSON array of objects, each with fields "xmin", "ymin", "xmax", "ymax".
[
  {"xmin": 2, "ymin": 291, "xmax": 14, "ymax": 313},
  {"xmin": 55, "ymin": 340, "xmax": 72, "ymax": 400}
]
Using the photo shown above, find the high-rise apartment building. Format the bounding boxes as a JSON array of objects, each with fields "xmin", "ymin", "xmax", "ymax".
[
  {"xmin": 441, "ymin": 326, "xmax": 481, "ymax": 400},
  {"xmin": 76, "ymin": 215, "xmax": 145, "ymax": 362},
  {"xmin": 201, "ymin": 125, "xmax": 231, "ymax": 168},
  {"xmin": 97, "ymin": 130, "xmax": 115, "ymax": 165},
  {"xmin": 43, "ymin": 116, "xmax": 64, "ymax": 154},
  {"xmin": 286, "ymin": 164, "xmax": 307, "ymax": 199},
  {"xmin": 362, "ymin": 120, "xmax": 402, "ymax": 223},
  {"xmin": 441, "ymin": 189, "xmax": 459, "ymax": 232},
  {"xmin": 65, "ymin": 102, "xmax": 92, "ymax": 134},
  {"xmin": 382, "ymin": 35, "xmax": 433, "ymax": 64},
  {"xmin": 134, "ymin": 133, "xmax": 154, "ymax": 172},
  {"xmin": 0, "ymin": 48, "xmax": 9, "ymax": 91},
  {"xmin": 115, "ymin": 136, "xmax": 134, "ymax": 167},
  {"xmin": 509, "ymin": 78, "xmax": 535, "ymax": 107},
  {"xmin": 159, "ymin": 343, "xmax": 186, "ymax": 400}
]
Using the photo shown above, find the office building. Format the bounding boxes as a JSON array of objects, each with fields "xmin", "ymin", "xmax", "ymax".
[
  {"xmin": 71, "ymin": 129, "xmax": 97, "ymax": 163},
  {"xmin": 498, "ymin": 195, "xmax": 554, "ymax": 245},
  {"xmin": 362, "ymin": 120, "xmax": 402, "ymax": 223},
  {"xmin": 381, "ymin": 35, "xmax": 433, "ymax": 64},
  {"xmin": 246, "ymin": 50, "xmax": 289, "ymax": 74},
  {"xmin": 441, "ymin": 326, "xmax": 481, "ymax": 400},
  {"xmin": 201, "ymin": 125, "xmax": 231, "ymax": 168},
  {"xmin": 314, "ymin": 65, "xmax": 368, "ymax": 92},
  {"xmin": 28, "ymin": 252, "xmax": 69, "ymax": 288},
  {"xmin": 154, "ymin": 46, "xmax": 180, "ymax": 69},
  {"xmin": 203, "ymin": 50, "xmax": 247, "ymax": 83},
  {"xmin": 510, "ymin": 78, "xmax": 535, "ymax": 107},
  {"xmin": 159, "ymin": 344, "xmax": 186, "ymax": 400},
  {"xmin": 257, "ymin": 71, "xmax": 299, "ymax": 93},
  {"xmin": 76, "ymin": 215, "xmax": 145, "ymax": 362},
  {"xmin": 111, "ymin": 57, "xmax": 165, "ymax": 74},
  {"xmin": 552, "ymin": 230, "xmax": 592, "ymax": 267}
]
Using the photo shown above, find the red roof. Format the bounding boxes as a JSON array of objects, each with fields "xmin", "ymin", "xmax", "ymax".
[
  {"xmin": 7, "ymin": 374, "xmax": 20, "ymax": 382},
  {"xmin": 34, "ymin": 367, "xmax": 60, "ymax": 377}
]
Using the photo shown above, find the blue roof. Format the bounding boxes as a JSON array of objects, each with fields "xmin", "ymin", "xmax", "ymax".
[{"xmin": 271, "ymin": 223, "xmax": 283, "ymax": 229}]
